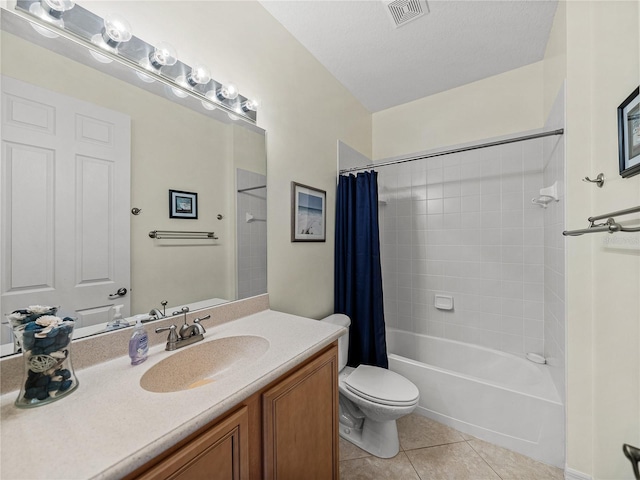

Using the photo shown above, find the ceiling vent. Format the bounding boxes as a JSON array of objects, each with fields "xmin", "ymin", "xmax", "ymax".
[{"xmin": 384, "ymin": 0, "xmax": 429, "ymax": 28}]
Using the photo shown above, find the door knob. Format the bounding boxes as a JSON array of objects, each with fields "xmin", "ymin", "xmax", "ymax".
[{"xmin": 108, "ymin": 287, "xmax": 128, "ymax": 299}]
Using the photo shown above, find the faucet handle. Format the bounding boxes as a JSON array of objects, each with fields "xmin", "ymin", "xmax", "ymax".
[
  {"xmin": 193, "ymin": 315, "xmax": 212, "ymax": 334},
  {"xmin": 155, "ymin": 324, "xmax": 178, "ymax": 343}
]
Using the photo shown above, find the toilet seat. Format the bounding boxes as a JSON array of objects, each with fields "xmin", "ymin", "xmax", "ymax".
[{"xmin": 344, "ymin": 365, "xmax": 419, "ymax": 407}]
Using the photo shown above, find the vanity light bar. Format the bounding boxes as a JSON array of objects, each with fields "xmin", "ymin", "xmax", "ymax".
[{"xmin": 14, "ymin": 0, "xmax": 258, "ymax": 124}]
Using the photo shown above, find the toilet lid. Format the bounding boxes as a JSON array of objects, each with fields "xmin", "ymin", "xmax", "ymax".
[{"xmin": 344, "ymin": 365, "xmax": 419, "ymax": 407}]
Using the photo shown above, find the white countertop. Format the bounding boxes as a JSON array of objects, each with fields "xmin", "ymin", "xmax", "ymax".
[{"xmin": 0, "ymin": 310, "xmax": 345, "ymax": 480}]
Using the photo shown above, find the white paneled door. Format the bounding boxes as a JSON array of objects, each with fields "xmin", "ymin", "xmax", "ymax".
[{"xmin": 1, "ymin": 76, "xmax": 131, "ymax": 338}]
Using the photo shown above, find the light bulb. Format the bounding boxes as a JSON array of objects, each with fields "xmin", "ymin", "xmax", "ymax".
[
  {"xmin": 186, "ymin": 64, "xmax": 211, "ymax": 86},
  {"xmin": 170, "ymin": 87, "xmax": 188, "ymax": 98},
  {"xmin": 201, "ymin": 91, "xmax": 218, "ymax": 110},
  {"xmin": 28, "ymin": 1, "xmax": 65, "ymax": 35},
  {"xmin": 216, "ymin": 83, "xmax": 239, "ymax": 101},
  {"xmin": 89, "ymin": 49, "xmax": 113, "ymax": 63},
  {"xmin": 41, "ymin": 0, "xmax": 75, "ymax": 18},
  {"xmin": 242, "ymin": 98, "xmax": 259, "ymax": 112},
  {"xmin": 101, "ymin": 13, "xmax": 132, "ymax": 48},
  {"xmin": 135, "ymin": 70, "xmax": 155, "ymax": 83},
  {"xmin": 28, "ymin": 20, "xmax": 59, "ymax": 39},
  {"xmin": 171, "ymin": 76, "xmax": 189, "ymax": 98},
  {"xmin": 149, "ymin": 42, "xmax": 177, "ymax": 69}
]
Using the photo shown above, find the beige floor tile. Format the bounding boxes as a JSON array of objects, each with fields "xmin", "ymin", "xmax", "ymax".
[
  {"xmin": 406, "ymin": 442, "xmax": 501, "ymax": 480},
  {"xmin": 340, "ymin": 451, "xmax": 420, "ymax": 480},
  {"xmin": 339, "ymin": 437, "xmax": 371, "ymax": 461},
  {"xmin": 468, "ymin": 439, "xmax": 564, "ymax": 480},
  {"xmin": 398, "ymin": 413, "xmax": 466, "ymax": 450},
  {"xmin": 459, "ymin": 431, "xmax": 477, "ymax": 441}
]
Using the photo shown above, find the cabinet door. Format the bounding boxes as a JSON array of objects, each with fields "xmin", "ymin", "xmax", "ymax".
[
  {"xmin": 136, "ymin": 406, "xmax": 249, "ymax": 480},
  {"xmin": 263, "ymin": 345, "xmax": 339, "ymax": 480}
]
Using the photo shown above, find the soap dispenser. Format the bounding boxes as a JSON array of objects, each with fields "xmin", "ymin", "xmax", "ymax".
[
  {"xmin": 129, "ymin": 316, "xmax": 149, "ymax": 365},
  {"xmin": 105, "ymin": 304, "xmax": 127, "ymax": 331}
]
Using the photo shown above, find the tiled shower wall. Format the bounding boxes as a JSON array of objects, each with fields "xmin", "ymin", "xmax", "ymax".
[
  {"xmin": 236, "ymin": 169, "xmax": 267, "ymax": 300},
  {"xmin": 543, "ymin": 86, "xmax": 566, "ymax": 401},
  {"xmin": 379, "ymin": 137, "xmax": 548, "ymax": 356}
]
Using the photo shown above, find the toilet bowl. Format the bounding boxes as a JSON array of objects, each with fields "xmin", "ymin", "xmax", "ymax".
[{"xmin": 322, "ymin": 314, "xmax": 419, "ymax": 458}]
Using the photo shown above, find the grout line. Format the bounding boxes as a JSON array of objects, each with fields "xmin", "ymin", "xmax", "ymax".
[
  {"xmin": 401, "ymin": 438, "xmax": 468, "ymax": 452},
  {"xmin": 466, "ymin": 439, "xmax": 505, "ymax": 480},
  {"xmin": 402, "ymin": 449, "xmax": 426, "ymax": 480}
]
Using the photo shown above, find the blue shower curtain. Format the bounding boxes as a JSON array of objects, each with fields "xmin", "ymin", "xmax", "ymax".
[{"xmin": 335, "ymin": 171, "xmax": 388, "ymax": 369}]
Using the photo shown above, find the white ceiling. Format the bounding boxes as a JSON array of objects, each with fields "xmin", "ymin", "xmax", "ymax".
[{"xmin": 260, "ymin": 0, "xmax": 558, "ymax": 112}]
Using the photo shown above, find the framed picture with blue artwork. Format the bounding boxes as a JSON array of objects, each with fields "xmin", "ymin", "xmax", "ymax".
[
  {"xmin": 618, "ymin": 86, "xmax": 640, "ymax": 178},
  {"xmin": 169, "ymin": 189, "xmax": 198, "ymax": 219},
  {"xmin": 291, "ymin": 182, "xmax": 326, "ymax": 242}
]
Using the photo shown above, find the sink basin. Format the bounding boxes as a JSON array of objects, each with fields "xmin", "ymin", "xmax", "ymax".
[{"xmin": 140, "ymin": 335, "xmax": 270, "ymax": 393}]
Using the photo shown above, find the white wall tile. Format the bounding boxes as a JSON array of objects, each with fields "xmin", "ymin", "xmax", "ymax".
[
  {"xmin": 378, "ymin": 133, "xmax": 563, "ymax": 360},
  {"xmin": 427, "ymin": 199, "xmax": 443, "ymax": 214},
  {"xmin": 461, "ymin": 179, "xmax": 482, "ymax": 196},
  {"xmin": 444, "ymin": 197, "xmax": 461, "ymax": 214},
  {"xmin": 444, "ymin": 165, "xmax": 461, "ymax": 182},
  {"xmin": 237, "ymin": 169, "xmax": 267, "ymax": 300},
  {"xmin": 426, "ymin": 184, "xmax": 443, "ymax": 199}
]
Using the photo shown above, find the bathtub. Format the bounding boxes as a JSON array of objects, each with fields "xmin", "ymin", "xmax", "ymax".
[{"xmin": 386, "ymin": 328, "xmax": 564, "ymax": 467}]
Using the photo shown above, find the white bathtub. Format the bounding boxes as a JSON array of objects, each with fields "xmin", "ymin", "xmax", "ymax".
[{"xmin": 386, "ymin": 328, "xmax": 564, "ymax": 467}]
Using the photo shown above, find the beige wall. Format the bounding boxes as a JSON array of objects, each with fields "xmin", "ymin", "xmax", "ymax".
[
  {"xmin": 562, "ymin": 1, "xmax": 640, "ymax": 478},
  {"xmin": 372, "ymin": 62, "xmax": 543, "ymax": 160},
  {"xmin": 83, "ymin": 1, "xmax": 372, "ymax": 319},
  {"xmin": 543, "ymin": 1, "xmax": 567, "ymax": 121}
]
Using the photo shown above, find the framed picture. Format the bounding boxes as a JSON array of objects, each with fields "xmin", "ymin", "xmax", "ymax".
[
  {"xmin": 169, "ymin": 190, "xmax": 198, "ymax": 219},
  {"xmin": 617, "ymin": 86, "xmax": 640, "ymax": 178},
  {"xmin": 291, "ymin": 182, "xmax": 326, "ymax": 242}
]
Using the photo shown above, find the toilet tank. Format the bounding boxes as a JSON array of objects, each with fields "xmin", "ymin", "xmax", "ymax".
[{"xmin": 321, "ymin": 314, "xmax": 350, "ymax": 371}]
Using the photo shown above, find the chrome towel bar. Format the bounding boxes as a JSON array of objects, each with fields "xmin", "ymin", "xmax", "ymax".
[
  {"xmin": 149, "ymin": 230, "xmax": 219, "ymax": 240},
  {"xmin": 563, "ymin": 205, "xmax": 640, "ymax": 236}
]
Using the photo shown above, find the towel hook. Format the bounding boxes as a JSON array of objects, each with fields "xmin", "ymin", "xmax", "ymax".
[{"xmin": 583, "ymin": 173, "xmax": 605, "ymax": 188}]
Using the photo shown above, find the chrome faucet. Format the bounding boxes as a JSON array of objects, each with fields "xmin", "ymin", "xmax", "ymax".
[
  {"xmin": 175, "ymin": 307, "xmax": 193, "ymax": 339},
  {"xmin": 148, "ymin": 300, "xmax": 168, "ymax": 319},
  {"xmin": 155, "ymin": 309, "xmax": 212, "ymax": 351},
  {"xmin": 148, "ymin": 308, "xmax": 164, "ymax": 319}
]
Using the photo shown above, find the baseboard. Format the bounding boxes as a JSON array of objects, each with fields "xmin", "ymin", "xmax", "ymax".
[{"xmin": 565, "ymin": 467, "xmax": 592, "ymax": 480}]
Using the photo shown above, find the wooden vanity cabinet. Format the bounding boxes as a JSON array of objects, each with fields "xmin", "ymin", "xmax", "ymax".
[
  {"xmin": 263, "ymin": 346, "xmax": 339, "ymax": 479},
  {"xmin": 128, "ymin": 343, "xmax": 338, "ymax": 480},
  {"xmin": 134, "ymin": 407, "xmax": 249, "ymax": 480}
]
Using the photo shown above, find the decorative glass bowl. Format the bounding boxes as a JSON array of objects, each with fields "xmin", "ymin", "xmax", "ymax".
[
  {"xmin": 8, "ymin": 307, "xmax": 79, "ymax": 408},
  {"xmin": 7, "ymin": 306, "xmax": 58, "ymax": 354}
]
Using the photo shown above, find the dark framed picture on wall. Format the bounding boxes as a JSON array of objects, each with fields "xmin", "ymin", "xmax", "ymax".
[
  {"xmin": 617, "ymin": 86, "xmax": 640, "ymax": 178},
  {"xmin": 291, "ymin": 182, "xmax": 326, "ymax": 242},
  {"xmin": 169, "ymin": 189, "xmax": 198, "ymax": 219}
]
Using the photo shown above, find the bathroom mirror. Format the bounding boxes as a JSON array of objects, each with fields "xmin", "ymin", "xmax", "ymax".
[{"xmin": 0, "ymin": 9, "xmax": 267, "ymax": 356}]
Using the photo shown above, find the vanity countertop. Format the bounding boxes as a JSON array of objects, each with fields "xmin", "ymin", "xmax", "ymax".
[{"xmin": 0, "ymin": 310, "xmax": 345, "ymax": 480}]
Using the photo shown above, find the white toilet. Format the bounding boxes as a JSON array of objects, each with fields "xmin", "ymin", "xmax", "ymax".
[{"xmin": 323, "ymin": 314, "xmax": 419, "ymax": 458}]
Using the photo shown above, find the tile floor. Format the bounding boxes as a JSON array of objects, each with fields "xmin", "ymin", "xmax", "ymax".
[{"xmin": 339, "ymin": 414, "xmax": 564, "ymax": 480}]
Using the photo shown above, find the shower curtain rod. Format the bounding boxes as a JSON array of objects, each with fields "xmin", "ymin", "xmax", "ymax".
[{"xmin": 339, "ymin": 129, "xmax": 564, "ymax": 174}]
